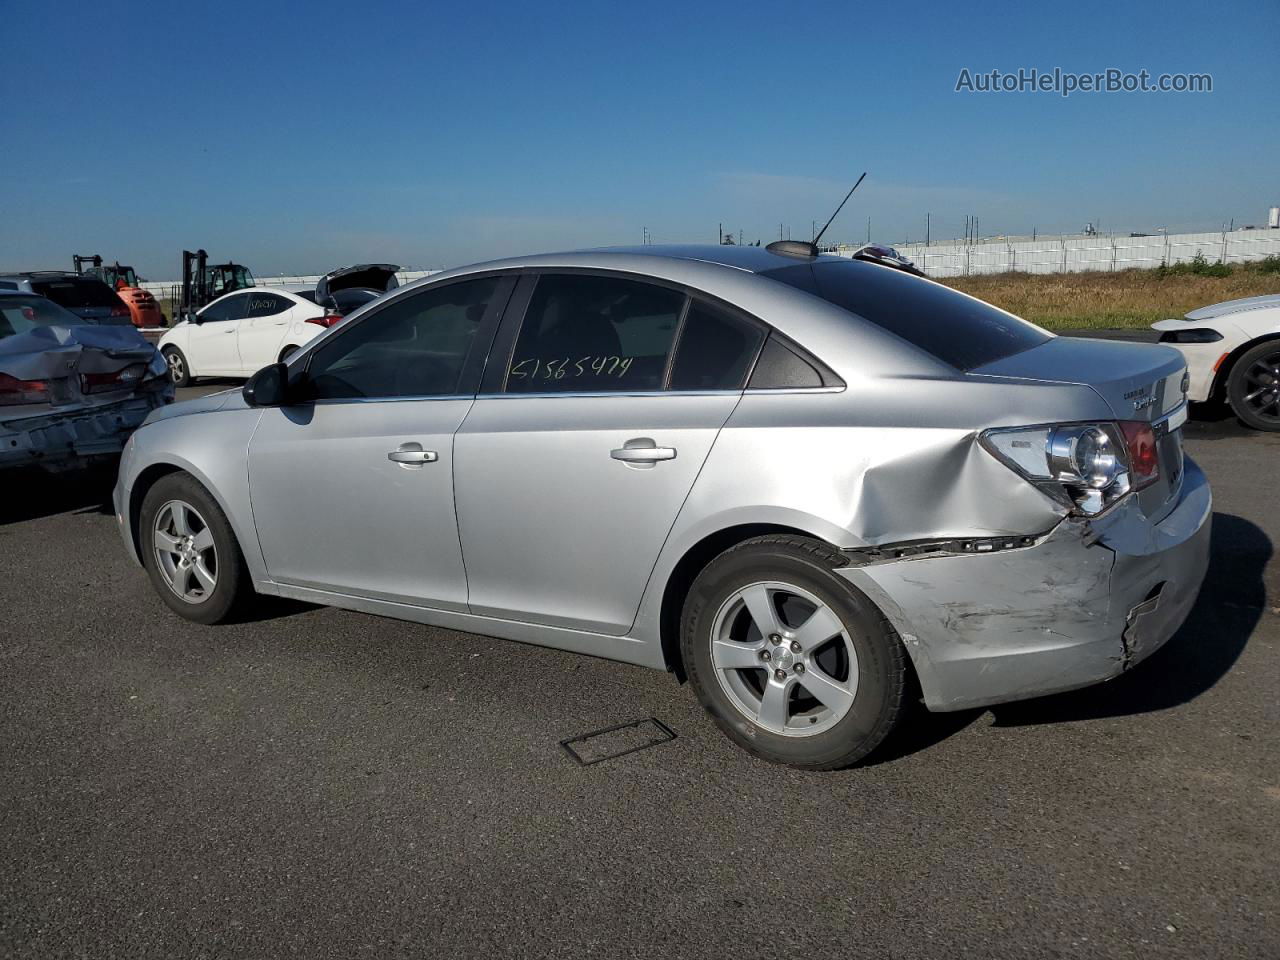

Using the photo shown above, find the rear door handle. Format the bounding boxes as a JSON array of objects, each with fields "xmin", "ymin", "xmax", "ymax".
[
  {"xmin": 388, "ymin": 442, "xmax": 438, "ymax": 466},
  {"xmin": 611, "ymin": 438, "xmax": 676, "ymax": 468}
]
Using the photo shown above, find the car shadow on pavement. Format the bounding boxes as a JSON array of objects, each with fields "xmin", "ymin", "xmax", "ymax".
[
  {"xmin": 0, "ymin": 467, "xmax": 117, "ymax": 526},
  {"xmin": 867, "ymin": 511, "xmax": 1270, "ymax": 761}
]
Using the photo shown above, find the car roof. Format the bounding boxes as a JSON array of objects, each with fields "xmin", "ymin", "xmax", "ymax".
[{"xmin": 386, "ymin": 245, "xmax": 958, "ymax": 381}]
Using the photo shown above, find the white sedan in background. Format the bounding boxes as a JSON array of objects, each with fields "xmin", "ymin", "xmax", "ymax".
[
  {"xmin": 159, "ymin": 264, "xmax": 399, "ymax": 386},
  {"xmin": 1153, "ymin": 293, "xmax": 1280, "ymax": 431},
  {"xmin": 159, "ymin": 288, "xmax": 336, "ymax": 386}
]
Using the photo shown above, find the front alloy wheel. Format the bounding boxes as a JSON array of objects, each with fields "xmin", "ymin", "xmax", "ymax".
[
  {"xmin": 1229, "ymin": 341, "xmax": 1280, "ymax": 431},
  {"xmin": 152, "ymin": 500, "xmax": 218, "ymax": 603}
]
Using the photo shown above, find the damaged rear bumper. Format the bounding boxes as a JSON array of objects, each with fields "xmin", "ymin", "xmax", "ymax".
[
  {"xmin": 0, "ymin": 394, "xmax": 165, "ymax": 471},
  {"xmin": 840, "ymin": 456, "xmax": 1212, "ymax": 712}
]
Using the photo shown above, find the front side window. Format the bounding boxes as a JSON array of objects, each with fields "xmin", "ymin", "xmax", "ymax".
[
  {"xmin": 306, "ymin": 277, "xmax": 500, "ymax": 400},
  {"xmin": 504, "ymin": 275, "xmax": 685, "ymax": 393},
  {"xmin": 199, "ymin": 292, "xmax": 249, "ymax": 323}
]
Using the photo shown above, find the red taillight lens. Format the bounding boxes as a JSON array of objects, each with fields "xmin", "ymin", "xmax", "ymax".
[
  {"xmin": 0, "ymin": 372, "xmax": 49, "ymax": 405},
  {"xmin": 1119, "ymin": 421, "xmax": 1159, "ymax": 490},
  {"xmin": 305, "ymin": 314, "xmax": 344, "ymax": 328}
]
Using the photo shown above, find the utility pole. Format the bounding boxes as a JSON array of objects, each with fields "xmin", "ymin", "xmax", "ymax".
[
  {"xmin": 719, "ymin": 222, "xmax": 723, "ymax": 245},
  {"xmin": 926, "ymin": 212, "xmax": 930, "ymax": 246},
  {"xmin": 866, "ymin": 217, "xmax": 871, "ymax": 243},
  {"xmin": 812, "ymin": 220, "xmax": 817, "ymax": 242}
]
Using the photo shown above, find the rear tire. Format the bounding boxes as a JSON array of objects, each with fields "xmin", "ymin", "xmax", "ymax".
[
  {"xmin": 681, "ymin": 535, "xmax": 906, "ymax": 770},
  {"xmin": 1227, "ymin": 341, "xmax": 1280, "ymax": 432},
  {"xmin": 139, "ymin": 473, "xmax": 252, "ymax": 625},
  {"xmin": 163, "ymin": 346, "xmax": 192, "ymax": 387}
]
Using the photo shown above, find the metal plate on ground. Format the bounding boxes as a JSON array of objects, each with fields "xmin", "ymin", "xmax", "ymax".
[{"xmin": 559, "ymin": 718, "xmax": 676, "ymax": 766}]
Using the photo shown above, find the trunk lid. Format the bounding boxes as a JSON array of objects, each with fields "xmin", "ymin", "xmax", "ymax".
[
  {"xmin": 0, "ymin": 323, "xmax": 165, "ymax": 412},
  {"xmin": 969, "ymin": 335, "xmax": 1186, "ymax": 423},
  {"xmin": 314, "ymin": 263, "xmax": 400, "ymax": 302}
]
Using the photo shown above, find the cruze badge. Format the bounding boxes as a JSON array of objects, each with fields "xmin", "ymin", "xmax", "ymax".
[{"xmin": 1124, "ymin": 385, "xmax": 1156, "ymax": 413}]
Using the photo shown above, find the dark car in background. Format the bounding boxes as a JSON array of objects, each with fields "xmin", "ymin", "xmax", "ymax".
[
  {"xmin": 0, "ymin": 271, "xmax": 133, "ymax": 326},
  {"xmin": 0, "ymin": 291, "xmax": 172, "ymax": 473}
]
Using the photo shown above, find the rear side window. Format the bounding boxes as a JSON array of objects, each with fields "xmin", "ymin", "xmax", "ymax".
[
  {"xmin": 763, "ymin": 259, "xmax": 1049, "ymax": 370},
  {"xmin": 505, "ymin": 275, "xmax": 685, "ymax": 393},
  {"xmin": 668, "ymin": 302, "xmax": 765, "ymax": 391},
  {"xmin": 31, "ymin": 278, "xmax": 123, "ymax": 311},
  {"xmin": 247, "ymin": 293, "xmax": 291, "ymax": 318}
]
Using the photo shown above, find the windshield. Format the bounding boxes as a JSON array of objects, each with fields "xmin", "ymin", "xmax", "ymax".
[
  {"xmin": 0, "ymin": 295, "xmax": 87, "ymax": 339},
  {"xmin": 763, "ymin": 258, "xmax": 1050, "ymax": 371}
]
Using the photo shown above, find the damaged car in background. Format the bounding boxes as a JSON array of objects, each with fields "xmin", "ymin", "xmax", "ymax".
[
  {"xmin": 113, "ymin": 244, "xmax": 1209, "ymax": 770},
  {"xmin": 1, "ymin": 292, "xmax": 172, "ymax": 473}
]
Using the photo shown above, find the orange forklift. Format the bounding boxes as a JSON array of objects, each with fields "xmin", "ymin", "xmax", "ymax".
[{"xmin": 73, "ymin": 254, "xmax": 166, "ymax": 328}]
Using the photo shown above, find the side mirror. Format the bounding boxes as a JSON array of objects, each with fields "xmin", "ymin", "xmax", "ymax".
[{"xmin": 243, "ymin": 362, "xmax": 289, "ymax": 407}]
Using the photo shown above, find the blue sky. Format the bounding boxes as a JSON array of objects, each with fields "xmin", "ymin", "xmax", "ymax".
[{"xmin": 4, "ymin": 0, "xmax": 1277, "ymax": 279}]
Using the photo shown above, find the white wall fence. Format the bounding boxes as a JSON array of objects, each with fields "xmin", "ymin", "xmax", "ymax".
[
  {"xmin": 138, "ymin": 269, "xmax": 441, "ymax": 301},
  {"xmin": 833, "ymin": 228, "xmax": 1280, "ymax": 278}
]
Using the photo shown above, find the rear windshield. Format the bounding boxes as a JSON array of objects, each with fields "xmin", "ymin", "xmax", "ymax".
[
  {"xmin": 31, "ymin": 278, "xmax": 126, "ymax": 314},
  {"xmin": 763, "ymin": 259, "xmax": 1050, "ymax": 370},
  {"xmin": 0, "ymin": 295, "xmax": 87, "ymax": 339}
]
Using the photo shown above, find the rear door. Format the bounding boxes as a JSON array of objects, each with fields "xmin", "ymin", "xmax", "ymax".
[
  {"xmin": 237, "ymin": 291, "xmax": 297, "ymax": 373},
  {"xmin": 453, "ymin": 272, "xmax": 766, "ymax": 635},
  {"xmin": 247, "ymin": 275, "xmax": 513, "ymax": 607},
  {"xmin": 188, "ymin": 292, "xmax": 250, "ymax": 374}
]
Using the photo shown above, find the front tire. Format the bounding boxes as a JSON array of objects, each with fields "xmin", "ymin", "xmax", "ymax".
[
  {"xmin": 162, "ymin": 346, "xmax": 192, "ymax": 387},
  {"xmin": 1227, "ymin": 341, "xmax": 1280, "ymax": 431},
  {"xmin": 139, "ymin": 473, "xmax": 251, "ymax": 624},
  {"xmin": 681, "ymin": 535, "xmax": 906, "ymax": 770}
]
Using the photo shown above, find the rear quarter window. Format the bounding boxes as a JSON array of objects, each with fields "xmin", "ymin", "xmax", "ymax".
[{"xmin": 763, "ymin": 259, "xmax": 1049, "ymax": 371}]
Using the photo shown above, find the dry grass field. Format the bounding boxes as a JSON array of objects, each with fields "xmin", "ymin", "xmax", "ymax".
[{"xmin": 945, "ymin": 259, "xmax": 1280, "ymax": 330}]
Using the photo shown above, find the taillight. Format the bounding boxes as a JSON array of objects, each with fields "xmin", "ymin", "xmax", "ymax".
[
  {"xmin": 981, "ymin": 419, "xmax": 1160, "ymax": 516},
  {"xmin": 306, "ymin": 314, "xmax": 344, "ymax": 328},
  {"xmin": 81, "ymin": 364, "xmax": 145, "ymax": 394},
  {"xmin": 1119, "ymin": 421, "xmax": 1159, "ymax": 490},
  {"xmin": 0, "ymin": 372, "xmax": 49, "ymax": 405}
]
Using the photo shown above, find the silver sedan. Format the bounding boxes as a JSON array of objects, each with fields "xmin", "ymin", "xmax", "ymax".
[{"xmin": 113, "ymin": 244, "xmax": 1211, "ymax": 769}]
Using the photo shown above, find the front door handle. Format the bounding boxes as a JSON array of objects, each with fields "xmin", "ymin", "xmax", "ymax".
[
  {"xmin": 611, "ymin": 437, "xmax": 676, "ymax": 468},
  {"xmin": 388, "ymin": 442, "xmax": 439, "ymax": 467}
]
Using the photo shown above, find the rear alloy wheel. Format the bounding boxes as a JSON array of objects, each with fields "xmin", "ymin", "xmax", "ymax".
[
  {"xmin": 682, "ymin": 535, "xmax": 906, "ymax": 770},
  {"xmin": 140, "ymin": 473, "xmax": 250, "ymax": 624},
  {"xmin": 163, "ymin": 347, "xmax": 191, "ymax": 387},
  {"xmin": 1228, "ymin": 341, "xmax": 1280, "ymax": 431}
]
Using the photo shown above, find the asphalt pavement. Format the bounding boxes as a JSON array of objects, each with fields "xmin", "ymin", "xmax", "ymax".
[{"xmin": 1, "ymin": 391, "xmax": 1277, "ymax": 959}]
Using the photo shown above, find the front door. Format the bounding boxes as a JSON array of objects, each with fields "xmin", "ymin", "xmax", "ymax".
[
  {"xmin": 454, "ymin": 273, "xmax": 765, "ymax": 635},
  {"xmin": 189, "ymin": 291, "xmax": 250, "ymax": 374},
  {"xmin": 247, "ymin": 275, "xmax": 511, "ymax": 607}
]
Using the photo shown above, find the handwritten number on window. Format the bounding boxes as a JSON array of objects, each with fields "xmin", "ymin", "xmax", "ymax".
[{"xmin": 509, "ymin": 355, "xmax": 635, "ymax": 383}]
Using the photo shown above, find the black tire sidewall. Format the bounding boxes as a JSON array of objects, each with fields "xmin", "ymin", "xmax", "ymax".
[
  {"xmin": 139, "ymin": 474, "xmax": 246, "ymax": 625},
  {"xmin": 1228, "ymin": 342, "xmax": 1280, "ymax": 432},
  {"xmin": 682, "ymin": 540, "xmax": 902, "ymax": 769}
]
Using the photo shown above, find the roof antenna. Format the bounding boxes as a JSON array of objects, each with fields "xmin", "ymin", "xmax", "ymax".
[{"xmin": 767, "ymin": 172, "xmax": 867, "ymax": 258}]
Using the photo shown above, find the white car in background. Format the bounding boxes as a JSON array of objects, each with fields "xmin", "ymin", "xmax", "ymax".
[
  {"xmin": 1153, "ymin": 293, "xmax": 1280, "ymax": 431},
  {"xmin": 159, "ymin": 264, "xmax": 399, "ymax": 386}
]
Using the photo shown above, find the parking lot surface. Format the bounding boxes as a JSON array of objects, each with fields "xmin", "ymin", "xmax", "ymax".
[{"xmin": 2, "ymin": 388, "xmax": 1277, "ymax": 958}]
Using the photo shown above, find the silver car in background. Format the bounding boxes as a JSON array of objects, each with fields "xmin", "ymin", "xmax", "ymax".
[{"xmin": 113, "ymin": 245, "xmax": 1210, "ymax": 769}]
